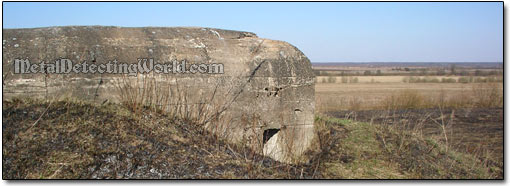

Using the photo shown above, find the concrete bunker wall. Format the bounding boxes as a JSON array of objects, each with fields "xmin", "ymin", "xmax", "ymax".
[{"xmin": 2, "ymin": 26, "xmax": 315, "ymax": 163}]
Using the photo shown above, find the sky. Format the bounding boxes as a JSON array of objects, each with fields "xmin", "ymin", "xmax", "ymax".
[{"xmin": 2, "ymin": 2, "xmax": 503, "ymax": 62}]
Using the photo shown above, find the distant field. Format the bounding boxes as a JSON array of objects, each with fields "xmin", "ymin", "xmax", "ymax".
[
  {"xmin": 318, "ymin": 82, "xmax": 462, "ymax": 111},
  {"xmin": 313, "ymin": 63, "xmax": 504, "ymax": 111},
  {"xmin": 312, "ymin": 62, "xmax": 503, "ymax": 77},
  {"xmin": 315, "ymin": 75, "xmax": 504, "ymax": 83},
  {"xmin": 315, "ymin": 81, "xmax": 502, "ymax": 112}
]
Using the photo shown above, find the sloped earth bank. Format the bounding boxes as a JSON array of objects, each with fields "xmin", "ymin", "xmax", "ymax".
[
  {"xmin": 3, "ymin": 98, "xmax": 499, "ymax": 179},
  {"xmin": 3, "ymin": 98, "xmax": 325, "ymax": 179}
]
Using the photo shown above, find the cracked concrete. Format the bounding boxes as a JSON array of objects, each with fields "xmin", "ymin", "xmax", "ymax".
[{"xmin": 2, "ymin": 26, "xmax": 315, "ymax": 163}]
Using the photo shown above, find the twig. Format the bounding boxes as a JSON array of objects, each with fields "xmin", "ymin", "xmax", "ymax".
[
  {"xmin": 226, "ymin": 144, "xmax": 240, "ymax": 159},
  {"xmin": 48, "ymin": 164, "xmax": 65, "ymax": 179},
  {"xmin": 201, "ymin": 148, "xmax": 213, "ymax": 156},
  {"xmin": 27, "ymin": 100, "xmax": 54, "ymax": 131},
  {"xmin": 312, "ymin": 158, "xmax": 320, "ymax": 179}
]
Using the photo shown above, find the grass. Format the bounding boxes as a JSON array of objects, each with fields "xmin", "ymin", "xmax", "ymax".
[
  {"xmin": 380, "ymin": 83, "xmax": 503, "ymax": 110},
  {"xmin": 2, "ymin": 97, "xmax": 309, "ymax": 179},
  {"xmin": 381, "ymin": 89, "xmax": 425, "ymax": 110},
  {"xmin": 319, "ymin": 117, "xmax": 405, "ymax": 179},
  {"xmin": 316, "ymin": 82, "xmax": 503, "ymax": 112},
  {"xmin": 3, "ymin": 97, "xmax": 500, "ymax": 179},
  {"xmin": 315, "ymin": 116, "xmax": 501, "ymax": 179},
  {"xmin": 113, "ymin": 74, "xmax": 227, "ymax": 128},
  {"xmin": 471, "ymin": 83, "xmax": 503, "ymax": 108},
  {"xmin": 313, "ymin": 67, "xmax": 503, "ymax": 179}
]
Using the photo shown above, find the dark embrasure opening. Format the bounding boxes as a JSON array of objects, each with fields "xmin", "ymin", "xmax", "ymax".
[{"xmin": 263, "ymin": 129, "xmax": 280, "ymax": 145}]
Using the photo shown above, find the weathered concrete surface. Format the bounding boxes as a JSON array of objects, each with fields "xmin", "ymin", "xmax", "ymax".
[{"xmin": 2, "ymin": 26, "xmax": 315, "ymax": 163}]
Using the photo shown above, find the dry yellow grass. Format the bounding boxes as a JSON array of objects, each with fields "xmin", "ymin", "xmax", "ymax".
[{"xmin": 315, "ymin": 80, "xmax": 503, "ymax": 112}]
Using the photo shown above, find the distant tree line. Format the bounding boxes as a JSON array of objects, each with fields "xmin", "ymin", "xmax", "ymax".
[{"xmin": 314, "ymin": 68, "xmax": 502, "ymax": 77}]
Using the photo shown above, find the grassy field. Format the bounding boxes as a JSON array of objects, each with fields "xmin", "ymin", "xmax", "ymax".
[
  {"xmin": 316, "ymin": 79, "xmax": 502, "ymax": 112},
  {"xmin": 314, "ymin": 72, "xmax": 503, "ymax": 179}
]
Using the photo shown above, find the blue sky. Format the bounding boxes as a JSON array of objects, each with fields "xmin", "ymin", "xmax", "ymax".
[{"xmin": 3, "ymin": 2, "xmax": 503, "ymax": 62}]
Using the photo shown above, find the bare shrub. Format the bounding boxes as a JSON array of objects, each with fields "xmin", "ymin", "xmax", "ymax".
[
  {"xmin": 348, "ymin": 96, "xmax": 362, "ymax": 111},
  {"xmin": 341, "ymin": 76, "xmax": 348, "ymax": 83},
  {"xmin": 327, "ymin": 76, "xmax": 337, "ymax": 83},
  {"xmin": 113, "ymin": 74, "xmax": 225, "ymax": 125},
  {"xmin": 472, "ymin": 83, "xmax": 503, "ymax": 108},
  {"xmin": 424, "ymin": 76, "xmax": 440, "ymax": 83},
  {"xmin": 458, "ymin": 77, "xmax": 470, "ymax": 83},
  {"xmin": 441, "ymin": 77, "xmax": 456, "ymax": 83},
  {"xmin": 350, "ymin": 77, "xmax": 359, "ymax": 83},
  {"xmin": 403, "ymin": 76, "xmax": 440, "ymax": 83},
  {"xmin": 381, "ymin": 89, "xmax": 424, "ymax": 110},
  {"xmin": 402, "ymin": 76, "xmax": 410, "ymax": 83},
  {"xmin": 439, "ymin": 89, "xmax": 471, "ymax": 109}
]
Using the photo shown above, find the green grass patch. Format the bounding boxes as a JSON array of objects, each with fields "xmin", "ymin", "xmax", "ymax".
[{"xmin": 315, "ymin": 115, "xmax": 501, "ymax": 179}]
